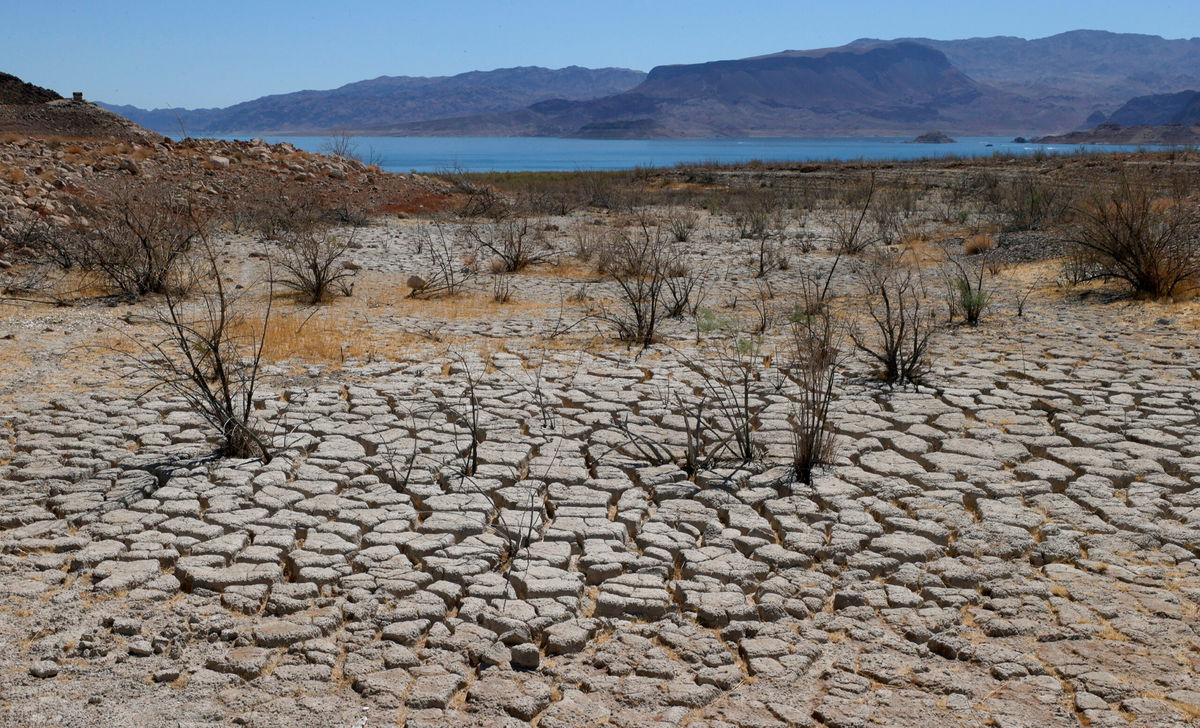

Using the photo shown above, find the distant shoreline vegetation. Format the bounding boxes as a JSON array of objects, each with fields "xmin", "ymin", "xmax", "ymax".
[{"xmin": 199, "ymin": 134, "xmax": 1183, "ymax": 173}]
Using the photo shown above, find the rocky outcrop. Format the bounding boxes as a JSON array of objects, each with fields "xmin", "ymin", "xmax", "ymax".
[
  {"xmin": 1097, "ymin": 90, "xmax": 1200, "ymax": 128},
  {"xmin": 0, "ymin": 99, "xmax": 161, "ymax": 142},
  {"xmin": 1033, "ymin": 121, "xmax": 1200, "ymax": 145},
  {"xmin": 0, "ymin": 72, "xmax": 155, "ymax": 142},
  {"xmin": 908, "ymin": 130, "xmax": 956, "ymax": 143},
  {"xmin": 0, "ymin": 135, "xmax": 455, "ymax": 234},
  {"xmin": 0, "ymin": 72, "xmax": 62, "ymax": 105}
]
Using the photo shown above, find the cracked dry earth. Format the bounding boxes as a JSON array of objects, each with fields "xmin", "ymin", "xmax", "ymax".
[{"xmin": 2, "ymin": 232, "xmax": 1200, "ymax": 728}]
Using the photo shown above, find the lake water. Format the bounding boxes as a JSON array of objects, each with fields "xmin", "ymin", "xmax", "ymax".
[{"xmin": 214, "ymin": 135, "xmax": 1160, "ymax": 173}]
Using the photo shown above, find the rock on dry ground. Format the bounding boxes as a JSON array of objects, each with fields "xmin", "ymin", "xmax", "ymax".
[{"xmin": 0, "ymin": 214, "xmax": 1198, "ymax": 728}]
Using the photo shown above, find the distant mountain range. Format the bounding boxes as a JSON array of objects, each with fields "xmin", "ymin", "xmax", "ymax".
[
  {"xmin": 99, "ymin": 67, "xmax": 645, "ymax": 136},
  {"xmin": 1090, "ymin": 90, "xmax": 1200, "ymax": 127},
  {"xmin": 850, "ymin": 30, "xmax": 1200, "ymax": 114},
  {"xmin": 91, "ymin": 30, "xmax": 1200, "ymax": 139},
  {"xmin": 394, "ymin": 42, "xmax": 1070, "ymax": 137}
]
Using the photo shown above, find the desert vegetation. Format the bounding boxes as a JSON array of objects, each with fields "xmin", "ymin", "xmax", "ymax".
[{"xmin": 2, "ymin": 141, "xmax": 1200, "ymax": 727}]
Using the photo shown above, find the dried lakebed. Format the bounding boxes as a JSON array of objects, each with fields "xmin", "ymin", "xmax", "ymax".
[{"xmin": 1, "ymin": 225, "xmax": 1199, "ymax": 728}]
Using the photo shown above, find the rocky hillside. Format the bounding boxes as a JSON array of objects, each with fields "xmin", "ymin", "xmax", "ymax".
[
  {"xmin": 1091, "ymin": 90, "xmax": 1200, "ymax": 127},
  {"xmin": 0, "ymin": 135, "xmax": 455, "ymax": 248},
  {"xmin": 1033, "ymin": 121, "xmax": 1200, "ymax": 145},
  {"xmin": 99, "ymin": 66, "xmax": 647, "ymax": 135},
  {"xmin": 850, "ymin": 30, "xmax": 1200, "ymax": 118},
  {"xmin": 1, "ymin": 71, "xmax": 160, "ymax": 142},
  {"xmin": 0, "ymin": 73, "xmax": 62, "ymax": 105},
  {"xmin": 0, "ymin": 99, "xmax": 162, "ymax": 143},
  {"xmin": 397, "ymin": 42, "xmax": 1073, "ymax": 138}
]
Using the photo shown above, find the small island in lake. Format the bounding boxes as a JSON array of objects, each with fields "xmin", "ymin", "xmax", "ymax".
[{"xmin": 908, "ymin": 130, "xmax": 956, "ymax": 143}]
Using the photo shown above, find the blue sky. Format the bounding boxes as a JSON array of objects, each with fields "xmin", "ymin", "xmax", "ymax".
[{"xmin": 3, "ymin": 1, "xmax": 1197, "ymax": 109}]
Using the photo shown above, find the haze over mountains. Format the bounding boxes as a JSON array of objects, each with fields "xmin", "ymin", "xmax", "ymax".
[
  {"xmin": 101, "ymin": 66, "xmax": 646, "ymax": 136},
  {"xmin": 395, "ymin": 42, "xmax": 1069, "ymax": 138},
  {"xmin": 95, "ymin": 30, "xmax": 1200, "ymax": 139},
  {"xmin": 850, "ymin": 30, "xmax": 1200, "ymax": 110},
  {"xmin": 1096, "ymin": 90, "xmax": 1200, "ymax": 127}
]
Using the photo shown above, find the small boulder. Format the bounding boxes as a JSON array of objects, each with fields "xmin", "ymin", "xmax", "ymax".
[
  {"xmin": 206, "ymin": 647, "xmax": 272, "ymax": 679},
  {"xmin": 510, "ymin": 643, "xmax": 541, "ymax": 669}
]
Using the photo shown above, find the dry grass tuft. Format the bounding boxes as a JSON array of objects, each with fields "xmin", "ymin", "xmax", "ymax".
[
  {"xmin": 55, "ymin": 270, "xmax": 110, "ymax": 299},
  {"xmin": 964, "ymin": 233, "xmax": 996, "ymax": 255},
  {"xmin": 227, "ymin": 307, "xmax": 368, "ymax": 365},
  {"xmin": 527, "ymin": 258, "xmax": 599, "ymax": 280},
  {"xmin": 1, "ymin": 166, "xmax": 27, "ymax": 184},
  {"xmin": 356, "ymin": 273, "xmax": 556, "ymax": 320}
]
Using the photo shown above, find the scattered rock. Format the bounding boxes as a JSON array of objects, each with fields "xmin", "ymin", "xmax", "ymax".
[{"xmin": 29, "ymin": 660, "xmax": 59, "ymax": 678}]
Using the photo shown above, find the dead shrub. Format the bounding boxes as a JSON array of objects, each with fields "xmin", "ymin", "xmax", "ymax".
[
  {"xmin": 596, "ymin": 224, "xmax": 674, "ymax": 346},
  {"xmin": 665, "ymin": 208, "xmax": 700, "ymax": 243},
  {"xmin": 825, "ymin": 175, "xmax": 878, "ymax": 254},
  {"xmin": 731, "ymin": 189, "xmax": 783, "ymax": 240},
  {"xmin": 408, "ymin": 222, "xmax": 475, "ymax": 298},
  {"xmin": 646, "ymin": 336, "xmax": 772, "ymax": 474},
  {"xmin": 440, "ymin": 168, "xmax": 513, "ymax": 220},
  {"xmin": 245, "ymin": 182, "xmax": 332, "ymax": 240},
  {"xmin": 75, "ymin": 183, "xmax": 201, "ymax": 297},
  {"xmin": 272, "ymin": 227, "xmax": 358, "ymax": 304},
  {"xmin": 1062, "ymin": 176, "xmax": 1200, "ymax": 299},
  {"xmin": 663, "ymin": 268, "xmax": 706, "ymax": 319},
  {"xmin": 466, "ymin": 217, "xmax": 552, "ymax": 273},
  {"xmin": 942, "ymin": 252, "xmax": 993, "ymax": 326},
  {"xmin": 570, "ymin": 221, "xmax": 604, "ymax": 263},
  {"xmin": 850, "ymin": 251, "xmax": 937, "ymax": 384},
  {"xmin": 989, "ymin": 173, "xmax": 1071, "ymax": 231},
  {"xmin": 784, "ymin": 311, "xmax": 845, "ymax": 484},
  {"xmin": 126, "ymin": 247, "xmax": 273, "ymax": 461},
  {"xmin": 491, "ymin": 274, "xmax": 513, "ymax": 303}
]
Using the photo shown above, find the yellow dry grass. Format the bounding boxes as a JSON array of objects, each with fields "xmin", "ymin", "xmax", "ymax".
[
  {"xmin": 964, "ymin": 233, "xmax": 996, "ymax": 255},
  {"xmin": 1001, "ymin": 258, "xmax": 1200, "ymax": 328},
  {"xmin": 355, "ymin": 273, "xmax": 557, "ymax": 321},
  {"xmin": 0, "ymin": 165, "xmax": 26, "ymax": 184},
  {"xmin": 0, "ymin": 133, "xmax": 105, "ymax": 145},
  {"xmin": 228, "ymin": 308, "xmax": 370, "ymax": 365},
  {"xmin": 0, "ymin": 341, "xmax": 32, "ymax": 374},
  {"xmin": 525, "ymin": 259, "xmax": 600, "ymax": 280},
  {"xmin": 898, "ymin": 233, "xmax": 950, "ymax": 266},
  {"xmin": 55, "ymin": 270, "xmax": 110, "ymax": 299}
]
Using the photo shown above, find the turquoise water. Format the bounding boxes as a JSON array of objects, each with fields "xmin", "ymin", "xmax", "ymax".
[{"xmin": 213, "ymin": 135, "xmax": 1164, "ymax": 173}]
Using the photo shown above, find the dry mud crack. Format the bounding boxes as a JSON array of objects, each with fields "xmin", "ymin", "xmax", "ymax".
[{"xmin": 1, "ymin": 226, "xmax": 1199, "ymax": 728}]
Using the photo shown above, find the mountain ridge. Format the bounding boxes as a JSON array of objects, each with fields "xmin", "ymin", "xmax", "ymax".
[
  {"xmin": 94, "ymin": 30, "xmax": 1200, "ymax": 139},
  {"xmin": 1093, "ymin": 90, "xmax": 1200, "ymax": 127},
  {"xmin": 391, "ymin": 42, "xmax": 1072, "ymax": 138},
  {"xmin": 99, "ymin": 66, "xmax": 646, "ymax": 135},
  {"xmin": 847, "ymin": 30, "xmax": 1200, "ymax": 116}
]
